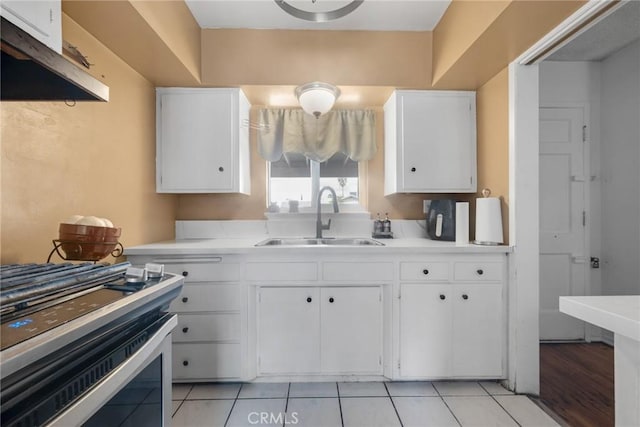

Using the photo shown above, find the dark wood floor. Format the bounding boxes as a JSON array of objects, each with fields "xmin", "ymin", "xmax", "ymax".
[{"xmin": 540, "ymin": 342, "xmax": 614, "ymax": 427}]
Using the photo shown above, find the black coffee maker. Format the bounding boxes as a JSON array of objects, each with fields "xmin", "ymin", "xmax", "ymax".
[{"xmin": 426, "ymin": 200, "xmax": 456, "ymax": 241}]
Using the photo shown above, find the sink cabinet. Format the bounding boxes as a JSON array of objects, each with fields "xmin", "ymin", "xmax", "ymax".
[
  {"xmin": 156, "ymin": 88, "xmax": 250, "ymax": 194},
  {"xmin": 384, "ymin": 90, "xmax": 477, "ymax": 194},
  {"xmin": 257, "ymin": 286, "xmax": 383, "ymax": 375}
]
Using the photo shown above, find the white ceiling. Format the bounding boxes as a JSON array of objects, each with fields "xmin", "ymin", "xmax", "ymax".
[
  {"xmin": 185, "ymin": 0, "xmax": 451, "ymax": 31},
  {"xmin": 547, "ymin": 1, "xmax": 640, "ymax": 62}
]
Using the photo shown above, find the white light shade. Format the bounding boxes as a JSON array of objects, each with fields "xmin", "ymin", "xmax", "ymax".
[
  {"xmin": 475, "ymin": 197, "xmax": 503, "ymax": 245},
  {"xmin": 295, "ymin": 82, "xmax": 341, "ymax": 118}
]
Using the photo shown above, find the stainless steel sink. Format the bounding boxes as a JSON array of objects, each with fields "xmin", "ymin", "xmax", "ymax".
[{"xmin": 255, "ymin": 237, "xmax": 385, "ymax": 247}]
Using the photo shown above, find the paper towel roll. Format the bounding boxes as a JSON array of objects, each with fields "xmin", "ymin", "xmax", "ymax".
[
  {"xmin": 475, "ymin": 197, "xmax": 503, "ymax": 245},
  {"xmin": 455, "ymin": 202, "xmax": 469, "ymax": 245}
]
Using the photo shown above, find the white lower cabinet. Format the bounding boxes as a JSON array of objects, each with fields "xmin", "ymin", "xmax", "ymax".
[
  {"xmin": 258, "ymin": 286, "xmax": 382, "ymax": 375},
  {"xmin": 399, "ymin": 282, "xmax": 504, "ymax": 378}
]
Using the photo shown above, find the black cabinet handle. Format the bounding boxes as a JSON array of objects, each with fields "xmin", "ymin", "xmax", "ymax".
[
  {"xmin": 218, "ymin": 166, "xmax": 224, "ymax": 172},
  {"xmin": 182, "ymin": 271, "xmax": 189, "ymax": 277},
  {"xmin": 439, "ymin": 294, "xmax": 446, "ymax": 300},
  {"xmin": 182, "ymin": 327, "xmax": 189, "ymax": 333},
  {"xmin": 410, "ymin": 167, "xmax": 416, "ymax": 172},
  {"xmin": 462, "ymin": 294, "xmax": 469, "ymax": 300},
  {"xmin": 329, "ymin": 297, "xmax": 334, "ymax": 303},
  {"xmin": 181, "ymin": 297, "xmax": 189, "ymax": 303},
  {"xmin": 306, "ymin": 297, "xmax": 312, "ymax": 303},
  {"xmin": 423, "ymin": 269, "xmax": 429, "ymax": 275},
  {"xmin": 477, "ymin": 269, "xmax": 484, "ymax": 275},
  {"xmin": 182, "ymin": 360, "xmax": 189, "ymax": 366}
]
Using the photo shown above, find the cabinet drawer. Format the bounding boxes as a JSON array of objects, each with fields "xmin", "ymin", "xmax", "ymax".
[
  {"xmin": 246, "ymin": 262, "xmax": 317, "ymax": 281},
  {"xmin": 162, "ymin": 261, "xmax": 240, "ymax": 282},
  {"xmin": 323, "ymin": 262, "xmax": 393, "ymax": 282},
  {"xmin": 453, "ymin": 262, "xmax": 502, "ymax": 282},
  {"xmin": 400, "ymin": 262, "xmax": 449, "ymax": 281},
  {"xmin": 172, "ymin": 343, "xmax": 241, "ymax": 380},
  {"xmin": 174, "ymin": 313, "xmax": 240, "ymax": 343},
  {"xmin": 170, "ymin": 284, "xmax": 240, "ymax": 312}
]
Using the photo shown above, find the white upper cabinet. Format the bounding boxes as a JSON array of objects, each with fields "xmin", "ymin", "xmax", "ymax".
[
  {"xmin": 156, "ymin": 88, "xmax": 251, "ymax": 194},
  {"xmin": 384, "ymin": 90, "xmax": 477, "ymax": 194},
  {"xmin": 1, "ymin": 0, "xmax": 62, "ymax": 53}
]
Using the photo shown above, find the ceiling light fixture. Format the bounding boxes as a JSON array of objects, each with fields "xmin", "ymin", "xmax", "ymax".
[
  {"xmin": 274, "ymin": 0, "xmax": 364, "ymax": 22},
  {"xmin": 295, "ymin": 82, "xmax": 341, "ymax": 118}
]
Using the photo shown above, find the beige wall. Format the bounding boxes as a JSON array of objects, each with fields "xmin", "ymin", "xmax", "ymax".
[
  {"xmin": 201, "ymin": 29, "xmax": 432, "ymax": 88},
  {"xmin": 476, "ymin": 67, "xmax": 510, "ymax": 243},
  {"xmin": 0, "ymin": 14, "xmax": 176, "ymax": 263}
]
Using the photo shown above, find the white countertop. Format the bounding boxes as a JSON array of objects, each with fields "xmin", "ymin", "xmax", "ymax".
[
  {"xmin": 559, "ymin": 295, "xmax": 640, "ymax": 342},
  {"xmin": 124, "ymin": 237, "xmax": 512, "ymax": 256}
]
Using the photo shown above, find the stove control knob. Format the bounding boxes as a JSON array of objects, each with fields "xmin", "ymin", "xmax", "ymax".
[
  {"xmin": 125, "ymin": 267, "xmax": 148, "ymax": 283},
  {"xmin": 145, "ymin": 263, "xmax": 164, "ymax": 279}
]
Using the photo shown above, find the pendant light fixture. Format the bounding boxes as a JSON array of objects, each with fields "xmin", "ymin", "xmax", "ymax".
[
  {"xmin": 274, "ymin": 0, "xmax": 364, "ymax": 23},
  {"xmin": 295, "ymin": 82, "xmax": 341, "ymax": 118}
]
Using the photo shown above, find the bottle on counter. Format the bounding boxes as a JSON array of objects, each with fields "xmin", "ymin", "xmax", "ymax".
[
  {"xmin": 383, "ymin": 213, "xmax": 391, "ymax": 233},
  {"xmin": 374, "ymin": 213, "xmax": 383, "ymax": 234}
]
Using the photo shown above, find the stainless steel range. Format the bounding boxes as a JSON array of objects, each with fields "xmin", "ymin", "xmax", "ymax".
[{"xmin": 0, "ymin": 261, "xmax": 183, "ymax": 427}]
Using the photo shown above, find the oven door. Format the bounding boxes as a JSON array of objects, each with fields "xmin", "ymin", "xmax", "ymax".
[{"xmin": 47, "ymin": 313, "xmax": 177, "ymax": 427}]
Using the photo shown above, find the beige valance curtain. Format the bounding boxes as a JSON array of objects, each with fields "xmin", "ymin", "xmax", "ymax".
[{"xmin": 257, "ymin": 109, "xmax": 377, "ymax": 163}]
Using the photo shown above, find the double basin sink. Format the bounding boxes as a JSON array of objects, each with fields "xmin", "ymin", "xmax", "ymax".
[{"xmin": 255, "ymin": 237, "xmax": 384, "ymax": 247}]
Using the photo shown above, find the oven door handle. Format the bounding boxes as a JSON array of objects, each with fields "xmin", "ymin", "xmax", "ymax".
[{"xmin": 46, "ymin": 314, "xmax": 177, "ymax": 427}]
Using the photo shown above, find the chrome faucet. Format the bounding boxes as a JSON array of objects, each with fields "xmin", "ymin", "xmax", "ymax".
[{"xmin": 316, "ymin": 186, "xmax": 339, "ymax": 238}]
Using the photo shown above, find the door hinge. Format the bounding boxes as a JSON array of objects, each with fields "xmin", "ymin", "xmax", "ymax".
[
  {"xmin": 379, "ymin": 356, "xmax": 382, "ymax": 366},
  {"xmin": 50, "ymin": 9, "xmax": 54, "ymax": 23},
  {"xmin": 379, "ymin": 292, "xmax": 382, "ymax": 302},
  {"xmin": 582, "ymin": 211, "xmax": 586, "ymax": 227},
  {"xmin": 398, "ymin": 289, "xmax": 401, "ymax": 299},
  {"xmin": 582, "ymin": 125, "xmax": 587, "ymax": 142},
  {"xmin": 397, "ymin": 361, "xmax": 401, "ymax": 369}
]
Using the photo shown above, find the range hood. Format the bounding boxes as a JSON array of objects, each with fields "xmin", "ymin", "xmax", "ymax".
[{"xmin": 1, "ymin": 17, "xmax": 108, "ymax": 102}]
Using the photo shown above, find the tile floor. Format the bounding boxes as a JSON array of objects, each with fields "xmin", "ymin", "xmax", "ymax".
[{"xmin": 171, "ymin": 381, "xmax": 560, "ymax": 427}]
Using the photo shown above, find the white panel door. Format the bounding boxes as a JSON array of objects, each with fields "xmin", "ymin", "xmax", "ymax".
[
  {"xmin": 399, "ymin": 284, "xmax": 452, "ymax": 377},
  {"xmin": 258, "ymin": 287, "xmax": 320, "ymax": 374},
  {"xmin": 400, "ymin": 92, "xmax": 475, "ymax": 192},
  {"xmin": 452, "ymin": 284, "xmax": 503, "ymax": 377},
  {"xmin": 158, "ymin": 90, "xmax": 233, "ymax": 191},
  {"xmin": 539, "ymin": 107, "xmax": 587, "ymax": 340},
  {"xmin": 320, "ymin": 287, "xmax": 382, "ymax": 374}
]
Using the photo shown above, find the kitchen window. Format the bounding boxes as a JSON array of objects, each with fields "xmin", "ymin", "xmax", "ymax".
[{"xmin": 269, "ymin": 151, "xmax": 359, "ymax": 210}]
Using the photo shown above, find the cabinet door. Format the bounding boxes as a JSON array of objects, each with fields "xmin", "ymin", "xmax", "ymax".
[
  {"xmin": 399, "ymin": 92, "xmax": 476, "ymax": 192},
  {"xmin": 258, "ymin": 287, "xmax": 320, "ymax": 374},
  {"xmin": 1, "ymin": 0, "xmax": 61, "ymax": 53},
  {"xmin": 399, "ymin": 284, "xmax": 452, "ymax": 377},
  {"xmin": 452, "ymin": 284, "xmax": 503, "ymax": 377},
  {"xmin": 320, "ymin": 287, "xmax": 382, "ymax": 374},
  {"xmin": 157, "ymin": 90, "xmax": 233, "ymax": 192}
]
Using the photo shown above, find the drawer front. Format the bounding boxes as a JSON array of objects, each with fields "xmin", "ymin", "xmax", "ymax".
[
  {"xmin": 323, "ymin": 262, "xmax": 394, "ymax": 282},
  {"xmin": 245, "ymin": 262, "xmax": 318, "ymax": 282},
  {"xmin": 170, "ymin": 283, "xmax": 240, "ymax": 312},
  {"xmin": 400, "ymin": 262, "xmax": 449, "ymax": 281},
  {"xmin": 172, "ymin": 343, "xmax": 241, "ymax": 380},
  {"xmin": 174, "ymin": 313, "xmax": 240, "ymax": 343},
  {"xmin": 453, "ymin": 262, "xmax": 503, "ymax": 282},
  {"xmin": 162, "ymin": 261, "xmax": 240, "ymax": 282}
]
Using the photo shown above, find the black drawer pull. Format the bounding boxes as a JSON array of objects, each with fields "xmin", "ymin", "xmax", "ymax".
[
  {"xmin": 462, "ymin": 294, "xmax": 469, "ymax": 300},
  {"xmin": 423, "ymin": 269, "xmax": 429, "ymax": 275},
  {"xmin": 182, "ymin": 327, "xmax": 189, "ymax": 333},
  {"xmin": 477, "ymin": 269, "xmax": 484, "ymax": 275},
  {"xmin": 329, "ymin": 297, "xmax": 334, "ymax": 303},
  {"xmin": 182, "ymin": 271, "xmax": 189, "ymax": 277},
  {"xmin": 439, "ymin": 294, "xmax": 446, "ymax": 300},
  {"xmin": 182, "ymin": 297, "xmax": 188, "ymax": 303},
  {"xmin": 182, "ymin": 360, "xmax": 189, "ymax": 366},
  {"xmin": 306, "ymin": 297, "xmax": 312, "ymax": 303},
  {"xmin": 218, "ymin": 166, "xmax": 224, "ymax": 172},
  {"xmin": 410, "ymin": 167, "xmax": 416, "ymax": 172}
]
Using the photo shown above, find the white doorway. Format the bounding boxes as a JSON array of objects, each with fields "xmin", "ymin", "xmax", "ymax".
[{"xmin": 539, "ymin": 106, "xmax": 588, "ymax": 340}]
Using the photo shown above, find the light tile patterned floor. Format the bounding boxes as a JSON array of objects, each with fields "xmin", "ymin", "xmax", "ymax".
[{"xmin": 171, "ymin": 381, "xmax": 560, "ymax": 427}]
